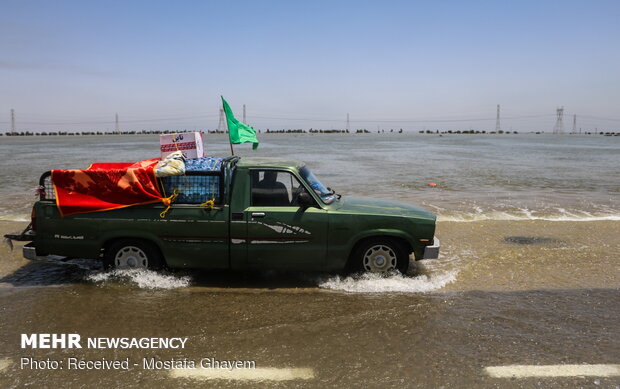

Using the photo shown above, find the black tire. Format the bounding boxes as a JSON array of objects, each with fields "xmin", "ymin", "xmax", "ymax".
[
  {"xmin": 349, "ymin": 238, "xmax": 409, "ymax": 274},
  {"xmin": 103, "ymin": 239, "xmax": 164, "ymax": 270}
]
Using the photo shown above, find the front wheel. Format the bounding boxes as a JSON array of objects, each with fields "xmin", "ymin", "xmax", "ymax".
[
  {"xmin": 103, "ymin": 239, "xmax": 163, "ymax": 270},
  {"xmin": 351, "ymin": 238, "xmax": 409, "ymax": 274}
]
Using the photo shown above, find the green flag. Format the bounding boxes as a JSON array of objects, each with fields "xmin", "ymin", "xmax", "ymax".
[{"xmin": 221, "ymin": 96, "xmax": 259, "ymax": 150}]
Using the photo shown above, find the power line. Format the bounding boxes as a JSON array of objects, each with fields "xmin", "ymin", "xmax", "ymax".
[
  {"xmin": 4, "ymin": 110, "xmax": 620, "ymax": 128},
  {"xmin": 250, "ymin": 113, "xmax": 553, "ymax": 123},
  {"xmin": 579, "ymin": 115, "xmax": 620, "ymax": 122},
  {"xmin": 7, "ymin": 114, "xmax": 218, "ymax": 125}
]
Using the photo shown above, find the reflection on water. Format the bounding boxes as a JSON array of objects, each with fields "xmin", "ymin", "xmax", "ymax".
[
  {"xmin": 0, "ymin": 249, "xmax": 463, "ymax": 294},
  {"xmin": 503, "ymin": 236, "xmax": 559, "ymax": 245}
]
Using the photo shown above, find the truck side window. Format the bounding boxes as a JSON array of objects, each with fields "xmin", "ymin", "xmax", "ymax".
[{"xmin": 251, "ymin": 170, "xmax": 309, "ymax": 207}]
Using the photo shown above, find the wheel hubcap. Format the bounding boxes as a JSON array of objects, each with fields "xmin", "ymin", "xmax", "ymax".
[
  {"xmin": 363, "ymin": 244, "xmax": 397, "ymax": 273},
  {"xmin": 114, "ymin": 246, "xmax": 148, "ymax": 269}
]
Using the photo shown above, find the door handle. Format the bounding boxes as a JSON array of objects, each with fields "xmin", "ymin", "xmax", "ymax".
[{"xmin": 251, "ymin": 212, "xmax": 266, "ymax": 218}]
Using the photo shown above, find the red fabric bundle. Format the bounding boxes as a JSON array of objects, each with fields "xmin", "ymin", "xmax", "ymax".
[{"xmin": 52, "ymin": 159, "xmax": 164, "ymax": 217}]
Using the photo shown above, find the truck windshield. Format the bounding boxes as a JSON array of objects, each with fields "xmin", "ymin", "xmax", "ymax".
[{"xmin": 299, "ymin": 166, "xmax": 336, "ymax": 204}]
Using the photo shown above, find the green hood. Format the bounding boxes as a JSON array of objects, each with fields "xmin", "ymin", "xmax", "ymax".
[{"xmin": 332, "ymin": 196, "xmax": 436, "ymax": 221}]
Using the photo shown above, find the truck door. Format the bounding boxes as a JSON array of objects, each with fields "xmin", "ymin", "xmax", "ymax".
[
  {"xmin": 157, "ymin": 172, "xmax": 229, "ymax": 269},
  {"xmin": 245, "ymin": 169, "xmax": 328, "ymax": 269}
]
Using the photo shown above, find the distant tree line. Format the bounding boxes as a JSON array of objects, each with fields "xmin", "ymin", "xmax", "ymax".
[{"xmin": 419, "ymin": 129, "xmax": 519, "ymax": 134}]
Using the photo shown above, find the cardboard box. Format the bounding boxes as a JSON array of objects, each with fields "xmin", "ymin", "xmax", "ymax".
[{"xmin": 160, "ymin": 132, "xmax": 204, "ymax": 160}]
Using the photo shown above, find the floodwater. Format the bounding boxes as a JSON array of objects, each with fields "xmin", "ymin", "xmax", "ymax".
[{"xmin": 0, "ymin": 133, "xmax": 618, "ymax": 388}]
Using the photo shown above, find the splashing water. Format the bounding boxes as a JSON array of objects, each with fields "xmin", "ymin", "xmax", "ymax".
[
  {"xmin": 317, "ymin": 248, "xmax": 471, "ymax": 294},
  {"xmin": 318, "ymin": 269, "xmax": 458, "ymax": 293},
  {"xmin": 87, "ymin": 269, "xmax": 191, "ymax": 289}
]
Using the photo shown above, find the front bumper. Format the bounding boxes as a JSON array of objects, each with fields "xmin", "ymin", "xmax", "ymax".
[{"xmin": 422, "ymin": 237, "xmax": 440, "ymax": 259}]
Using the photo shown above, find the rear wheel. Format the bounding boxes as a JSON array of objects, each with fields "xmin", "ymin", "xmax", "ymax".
[
  {"xmin": 103, "ymin": 239, "xmax": 163, "ymax": 270},
  {"xmin": 351, "ymin": 238, "xmax": 409, "ymax": 274}
]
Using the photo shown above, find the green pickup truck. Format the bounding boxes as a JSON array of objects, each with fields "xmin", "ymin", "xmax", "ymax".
[{"xmin": 9, "ymin": 157, "xmax": 439, "ymax": 274}]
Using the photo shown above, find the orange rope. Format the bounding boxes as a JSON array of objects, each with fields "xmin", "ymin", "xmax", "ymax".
[
  {"xmin": 160, "ymin": 188, "xmax": 179, "ymax": 218},
  {"xmin": 200, "ymin": 181, "xmax": 216, "ymax": 209}
]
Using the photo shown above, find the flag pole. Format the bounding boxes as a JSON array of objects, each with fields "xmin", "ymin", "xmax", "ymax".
[
  {"xmin": 222, "ymin": 96, "xmax": 235, "ymax": 156},
  {"xmin": 227, "ymin": 121, "xmax": 234, "ymax": 156}
]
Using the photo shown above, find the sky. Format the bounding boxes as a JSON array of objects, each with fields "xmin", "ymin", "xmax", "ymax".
[{"xmin": 1, "ymin": 0, "xmax": 619, "ymax": 132}]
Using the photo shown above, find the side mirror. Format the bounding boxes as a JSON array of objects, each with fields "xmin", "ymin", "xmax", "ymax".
[{"xmin": 297, "ymin": 192, "xmax": 315, "ymax": 208}]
